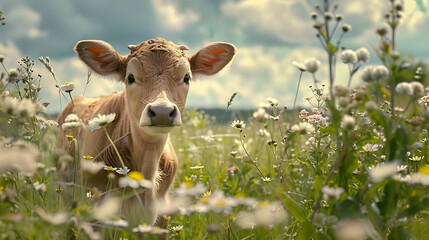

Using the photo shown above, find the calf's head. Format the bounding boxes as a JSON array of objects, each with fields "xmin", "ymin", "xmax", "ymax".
[{"xmin": 74, "ymin": 38, "xmax": 235, "ymax": 134}]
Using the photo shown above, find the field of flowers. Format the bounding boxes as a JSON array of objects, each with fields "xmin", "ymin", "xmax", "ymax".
[{"xmin": 1, "ymin": 1, "xmax": 429, "ymax": 239}]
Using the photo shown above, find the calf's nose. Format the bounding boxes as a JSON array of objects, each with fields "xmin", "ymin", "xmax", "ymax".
[
  {"xmin": 147, "ymin": 104, "xmax": 177, "ymax": 126},
  {"xmin": 140, "ymin": 102, "xmax": 182, "ymax": 127}
]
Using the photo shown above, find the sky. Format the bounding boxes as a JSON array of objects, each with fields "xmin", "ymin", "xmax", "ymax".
[{"xmin": 0, "ymin": 0, "xmax": 428, "ymax": 113}]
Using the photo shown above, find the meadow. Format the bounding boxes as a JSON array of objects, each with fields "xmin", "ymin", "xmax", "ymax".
[{"xmin": 1, "ymin": 1, "xmax": 429, "ymax": 239}]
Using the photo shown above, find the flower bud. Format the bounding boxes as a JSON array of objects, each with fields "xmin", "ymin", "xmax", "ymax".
[
  {"xmin": 356, "ymin": 48, "xmax": 370, "ymax": 63},
  {"xmin": 324, "ymin": 12, "xmax": 333, "ymax": 21},
  {"xmin": 341, "ymin": 24, "xmax": 352, "ymax": 32},
  {"xmin": 0, "ymin": 55, "xmax": 4, "ymax": 63},
  {"xmin": 304, "ymin": 58, "xmax": 321, "ymax": 73},
  {"xmin": 310, "ymin": 12, "xmax": 317, "ymax": 19},
  {"xmin": 336, "ymin": 14, "xmax": 343, "ymax": 21},
  {"xmin": 9, "ymin": 68, "xmax": 18, "ymax": 78}
]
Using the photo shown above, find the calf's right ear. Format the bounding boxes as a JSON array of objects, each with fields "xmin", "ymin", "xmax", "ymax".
[{"xmin": 74, "ymin": 40, "xmax": 124, "ymax": 76}]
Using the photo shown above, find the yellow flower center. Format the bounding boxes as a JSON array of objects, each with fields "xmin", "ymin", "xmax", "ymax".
[
  {"xmin": 64, "ymin": 82, "xmax": 70, "ymax": 85},
  {"xmin": 128, "ymin": 171, "xmax": 144, "ymax": 181},
  {"xmin": 106, "ymin": 166, "xmax": 115, "ymax": 171},
  {"xmin": 83, "ymin": 155, "xmax": 92, "ymax": 160}
]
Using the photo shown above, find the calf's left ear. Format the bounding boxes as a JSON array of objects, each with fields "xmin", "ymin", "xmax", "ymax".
[{"xmin": 189, "ymin": 42, "xmax": 236, "ymax": 76}]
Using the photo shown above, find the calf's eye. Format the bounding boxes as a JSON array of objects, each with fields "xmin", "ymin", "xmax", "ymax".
[
  {"xmin": 183, "ymin": 73, "xmax": 191, "ymax": 84},
  {"xmin": 127, "ymin": 74, "xmax": 135, "ymax": 84}
]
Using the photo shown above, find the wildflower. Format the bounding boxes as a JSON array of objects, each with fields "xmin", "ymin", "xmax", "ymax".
[
  {"xmin": 310, "ymin": 12, "xmax": 318, "ymax": 19},
  {"xmin": 116, "ymin": 166, "xmax": 130, "ymax": 175},
  {"xmin": 231, "ymin": 120, "xmax": 246, "ymax": 131},
  {"xmin": 62, "ymin": 114, "xmax": 83, "ymax": 130},
  {"xmin": 409, "ymin": 156, "xmax": 423, "ymax": 162},
  {"xmin": 118, "ymin": 171, "xmax": 153, "ymax": 189},
  {"xmin": 79, "ymin": 222, "xmax": 101, "ymax": 240},
  {"xmin": 356, "ymin": 48, "xmax": 370, "ymax": 63},
  {"xmin": 257, "ymin": 128, "xmax": 271, "ymax": 138},
  {"xmin": 81, "ymin": 159, "xmax": 105, "ymax": 174},
  {"xmin": 341, "ymin": 24, "xmax": 352, "ymax": 32},
  {"xmin": 227, "ymin": 166, "xmax": 238, "ymax": 173},
  {"xmin": 103, "ymin": 216, "xmax": 129, "ymax": 227},
  {"xmin": 103, "ymin": 165, "xmax": 117, "ymax": 172},
  {"xmin": 368, "ymin": 161, "xmax": 399, "ymax": 182},
  {"xmin": 235, "ymin": 201, "xmax": 287, "ymax": 229},
  {"xmin": 36, "ymin": 208, "xmax": 68, "ymax": 225},
  {"xmin": 291, "ymin": 122, "xmax": 315, "ymax": 134},
  {"xmin": 321, "ymin": 186, "xmax": 344, "ymax": 200},
  {"xmin": 334, "ymin": 219, "xmax": 373, "ymax": 240},
  {"xmin": 8, "ymin": 68, "xmax": 18, "ymax": 78},
  {"xmin": 299, "ymin": 109, "xmax": 308, "ymax": 119},
  {"xmin": 176, "ymin": 182, "xmax": 207, "ymax": 197},
  {"xmin": 324, "ymin": 12, "xmax": 333, "ymax": 20},
  {"xmin": 0, "ymin": 141, "xmax": 39, "ymax": 174},
  {"xmin": 86, "ymin": 191, "xmax": 94, "ymax": 198},
  {"xmin": 362, "ymin": 143, "xmax": 379, "ymax": 153},
  {"xmin": 0, "ymin": 55, "xmax": 4, "ymax": 63},
  {"xmin": 396, "ymin": 165, "xmax": 408, "ymax": 172},
  {"xmin": 340, "ymin": 50, "xmax": 358, "ymax": 64},
  {"xmin": 266, "ymin": 97, "xmax": 279, "ymax": 107},
  {"xmin": 336, "ymin": 14, "xmax": 343, "ymax": 21},
  {"xmin": 292, "ymin": 61, "xmax": 306, "ymax": 72},
  {"xmin": 170, "ymin": 225, "xmax": 184, "ymax": 233},
  {"xmin": 304, "ymin": 58, "xmax": 320, "ymax": 73},
  {"xmin": 60, "ymin": 82, "xmax": 75, "ymax": 92},
  {"xmin": 230, "ymin": 150, "xmax": 238, "ymax": 157},
  {"xmin": 365, "ymin": 101, "xmax": 378, "ymax": 112},
  {"xmin": 88, "ymin": 113, "xmax": 116, "ymax": 131},
  {"xmin": 262, "ymin": 177, "xmax": 272, "ymax": 182},
  {"xmin": 361, "ymin": 66, "xmax": 374, "ymax": 82},
  {"xmin": 252, "ymin": 108, "xmax": 269, "ymax": 121},
  {"xmin": 372, "ymin": 65, "xmax": 389, "ymax": 80},
  {"xmin": 132, "ymin": 224, "xmax": 169, "ymax": 234},
  {"xmin": 395, "ymin": 82, "xmax": 413, "ymax": 96},
  {"xmin": 34, "ymin": 181, "xmax": 47, "ymax": 193},
  {"xmin": 312, "ymin": 213, "xmax": 326, "ymax": 226},
  {"xmin": 308, "ymin": 114, "xmax": 329, "ymax": 127},
  {"xmin": 340, "ymin": 114, "xmax": 355, "ymax": 130},
  {"xmin": 190, "ymin": 165, "xmax": 204, "ymax": 170},
  {"xmin": 410, "ymin": 81, "xmax": 425, "ymax": 96},
  {"xmin": 92, "ymin": 197, "xmax": 120, "ymax": 221}
]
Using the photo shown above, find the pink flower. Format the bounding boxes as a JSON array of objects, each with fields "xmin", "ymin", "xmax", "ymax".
[{"xmin": 227, "ymin": 166, "xmax": 238, "ymax": 173}]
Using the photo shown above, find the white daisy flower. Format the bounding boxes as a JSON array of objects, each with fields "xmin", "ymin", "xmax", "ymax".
[
  {"xmin": 118, "ymin": 171, "xmax": 153, "ymax": 189},
  {"xmin": 62, "ymin": 113, "xmax": 83, "ymax": 130},
  {"xmin": 368, "ymin": 161, "xmax": 399, "ymax": 182},
  {"xmin": 231, "ymin": 120, "xmax": 246, "ymax": 131},
  {"xmin": 36, "ymin": 208, "xmax": 68, "ymax": 225},
  {"xmin": 362, "ymin": 143, "xmax": 379, "ymax": 153},
  {"xmin": 103, "ymin": 216, "xmax": 129, "ymax": 227},
  {"xmin": 92, "ymin": 197, "xmax": 120, "ymax": 221},
  {"xmin": 88, "ymin": 113, "xmax": 116, "ymax": 131},
  {"xmin": 340, "ymin": 50, "xmax": 358, "ymax": 64},
  {"xmin": 292, "ymin": 61, "xmax": 306, "ymax": 72},
  {"xmin": 170, "ymin": 225, "xmax": 184, "ymax": 232},
  {"xmin": 115, "ymin": 166, "xmax": 130, "ymax": 175},
  {"xmin": 304, "ymin": 58, "xmax": 320, "ymax": 73},
  {"xmin": 175, "ymin": 182, "xmax": 207, "ymax": 197},
  {"xmin": 60, "ymin": 82, "xmax": 75, "ymax": 92},
  {"xmin": 321, "ymin": 185, "xmax": 344, "ymax": 200},
  {"xmin": 81, "ymin": 159, "xmax": 105, "ymax": 174}
]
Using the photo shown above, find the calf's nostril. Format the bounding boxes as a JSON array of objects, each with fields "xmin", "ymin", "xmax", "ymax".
[
  {"xmin": 147, "ymin": 106, "xmax": 156, "ymax": 119},
  {"xmin": 169, "ymin": 107, "xmax": 177, "ymax": 120}
]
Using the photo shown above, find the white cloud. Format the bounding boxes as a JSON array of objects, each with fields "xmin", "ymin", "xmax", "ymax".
[
  {"xmin": 186, "ymin": 45, "xmax": 334, "ymax": 109},
  {"xmin": 0, "ymin": 41, "xmax": 22, "ymax": 67},
  {"xmin": 5, "ymin": 6, "xmax": 46, "ymax": 39},
  {"xmin": 221, "ymin": 0, "xmax": 313, "ymax": 43},
  {"xmin": 151, "ymin": 0, "xmax": 199, "ymax": 31}
]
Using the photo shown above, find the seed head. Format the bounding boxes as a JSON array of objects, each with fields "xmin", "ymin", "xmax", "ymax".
[
  {"xmin": 304, "ymin": 58, "xmax": 320, "ymax": 73},
  {"xmin": 340, "ymin": 50, "xmax": 358, "ymax": 64},
  {"xmin": 356, "ymin": 48, "xmax": 370, "ymax": 63}
]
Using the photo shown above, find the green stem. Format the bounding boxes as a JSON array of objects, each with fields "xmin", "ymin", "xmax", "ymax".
[{"xmin": 103, "ymin": 127, "xmax": 126, "ymax": 169}]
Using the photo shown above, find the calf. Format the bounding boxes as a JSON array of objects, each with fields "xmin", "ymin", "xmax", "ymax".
[{"xmin": 57, "ymin": 38, "xmax": 235, "ymax": 224}]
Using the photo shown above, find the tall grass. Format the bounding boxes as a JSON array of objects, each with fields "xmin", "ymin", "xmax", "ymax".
[{"xmin": 1, "ymin": 0, "xmax": 429, "ymax": 239}]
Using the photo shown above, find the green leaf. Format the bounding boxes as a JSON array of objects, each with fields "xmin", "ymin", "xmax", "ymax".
[
  {"xmin": 295, "ymin": 220, "xmax": 316, "ymax": 240},
  {"xmin": 327, "ymin": 42, "xmax": 338, "ymax": 54},
  {"xmin": 282, "ymin": 194, "xmax": 306, "ymax": 221},
  {"xmin": 388, "ymin": 226, "xmax": 412, "ymax": 240}
]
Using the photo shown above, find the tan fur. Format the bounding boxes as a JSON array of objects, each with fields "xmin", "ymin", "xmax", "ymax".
[{"xmin": 58, "ymin": 38, "xmax": 235, "ymax": 225}]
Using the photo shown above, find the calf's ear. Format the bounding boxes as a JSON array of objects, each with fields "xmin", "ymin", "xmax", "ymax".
[
  {"xmin": 190, "ymin": 42, "xmax": 236, "ymax": 76},
  {"xmin": 74, "ymin": 40, "xmax": 124, "ymax": 76}
]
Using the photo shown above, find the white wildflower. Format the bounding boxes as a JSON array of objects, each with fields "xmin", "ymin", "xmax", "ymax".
[
  {"xmin": 132, "ymin": 224, "xmax": 169, "ymax": 234},
  {"xmin": 34, "ymin": 181, "xmax": 47, "ymax": 193},
  {"xmin": 368, "ymin": 161, "xmax": 399, "ymax": 182},
  {"xmin": 266, "ymin": 97, "xmax": 279, "ymax": 107},
  {"xmin": 118, "ymin": 171, "xmax": 153, "ymax": 189},
  {"xmin": 235, "ymin": 201, "xmax": 287, "ymax": 229},
  {"xmin": 361, "ymin": 66, "xmax": 374, "ymax": 82},
  {"xmin": 409, "ymin": 156, "xmax": 423, "ymax": 162},
  {"xmin": 60, "ymin": 82, "xmax": 75, "ymax": 92},
  {"xmin": 116, "ymin": 166, "xmax": 130, "ymax": 175},
  {"xmin": 36, "ymin": 208, "xmax": 68, "ymax": 225},
  {"xmin": 252, "ymin": 108, "xmax": 269, "ymax": 121},
  {"xmin": 92, "ymin": 197, "xmax": 121, "ymax": 221},
  {"xmin": 88, "ymin": 113, "xmax": 116, "ymax": 131},
  {"xmin": 356, "ymin": 48, "xmax": 370, "ymax": 63},
  {"xmin": 341, "ymin": 24, "xmax": 352, "ymax": 32},
  {"xmin": 170, "ymin": 225, "xmax": 184, "ymax": 232},
  {"xmin": 340, "ymin": 114, "xmax": 355, "ymax": 130},
  {"xmin": 291, "ymin": 122, "xmax": 315, "ymax": 134},
  {"xmin": 62, "ymin": 113, "xmax": 83, "ymax": 130},
  {"xmin": 103, "ymin": 217, "xmax": 129, "ymax": 227},
  {"xmin": 261, "ymin": 177, "xmax": 272, "ymax": 182},
  {"xmin": 79, "ymin": 222, "xmax": 101, "ymax": 240},
  {"xmin": 334, "ymin": 219, "xmax": 374, "ymax": 240},
  {"xmin": 340, "ymin": 50, "xmax": 358, "ymax": 64},
  {"xmin": 81, "ymin": 159, "xmax": 105, "ymax": 174},
  {"xmin": 292, "ymin": 61, "xmax": 306, "ymax": 72},
  {"xmin": 231, "ymin": 120, "xmax": 246, "ymax": 131},
  {"xmin": 321, "ymin": 186, "xmax": 344, "ymax": 200},
  {"xmin": 190, "ymin": 165, "xmax": 204, "ymax": 170},
  {"xmin": 396, "ymin": 165, "xmax": 408, "ymax": 172},
  {"xmin": 410, "ymin": 81, "xmax": 425, "ymax": 96},
  {"xmin": 362, "ymin": 143, "xmax": 379, "ymax": 153},
  {"xmin": 0, "ymin": 141, "xmax": 39, "ymax": 174},
  {"xmin": 395, "ymin": 82, "xmax": 413, "ymax": 96},
  {"xmin": 175, "ymin": 182, "xmax": 207, "ymax": 197},
  {"xmin": 372, "ymin": 65, "xmax": 389, "ymax": 80},
  {"xmin": 304, "ymin": 58, "xmax": 320, "ymax": 73}
]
